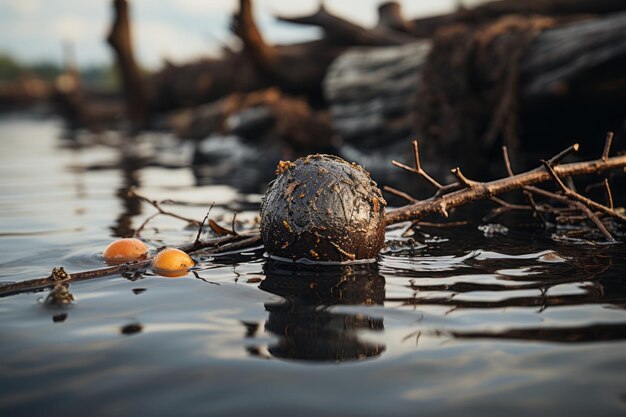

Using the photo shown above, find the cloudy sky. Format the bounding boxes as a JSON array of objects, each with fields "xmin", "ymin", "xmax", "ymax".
[{"xmin": 0, "ymin": 0, "xmax": 471, "ymax": 69}]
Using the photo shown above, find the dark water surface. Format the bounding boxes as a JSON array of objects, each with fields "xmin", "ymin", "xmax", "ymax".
[{"xmin": 1, "ymin": 115, "xmax": 625, "ymax": 416}]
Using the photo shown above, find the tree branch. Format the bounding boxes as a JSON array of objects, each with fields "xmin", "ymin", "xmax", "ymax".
[{"xmin": 386, "ymin": 141, "xmax": 626, "ymax": 225}]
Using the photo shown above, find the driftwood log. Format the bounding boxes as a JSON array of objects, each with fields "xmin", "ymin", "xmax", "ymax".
[
  {"xmin": 409, "ymin": 0, "xmax": 626, "ymax": 38},
  {"xmin": 78, "ymin": 0, "xmax": 626, "ymax": 141},
  {"xmin": 324, "ymin": 11, "xmax": 626, "ymax": 161},
  {"xmin": 151, "ymin": 0, "xmax": 420, "ymax": 112}
]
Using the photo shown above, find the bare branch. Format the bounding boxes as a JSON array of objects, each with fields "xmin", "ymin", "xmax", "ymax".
[
  {"xmin": 450, "ymin": 167, "xmax": 479, "ymax": 188},
  {"xmin": 603, "ymin": 178, "xmax": 614, "ymax": 210},
  {"xmin": 502, "ymin": 145, "xmax": 515, "ymax": 177},
  {"xmin": 541, "ymin": 160, "xmax": 626, "ymax": 223},
  {"xmin": 502, "ymin": 145, "xmax": 549, "ymax": 225},
  {"xmin": 386, "ymin": 146, "xmax": 626, "ymax": 225},
  {"xmin": 523, "ymin": 185, "xmax": 614, "ymax": 241},
  {"xmin": 602, "ymin": 131, "xmax": 614, "ymax": 161},
  {"xmin": 392, "ymin": 139, "xmax": 445, "ymax": 190},
  {"xmin": 383, "ymin": 186, "xmax": 418, "ymax": 203},
  {"xmin": 130, "ymin": 188, "xmax": 201, "ymax": 226},
  {"xmin": 412, "ymin": 140, "xmax": 444, "ymax": 190},
  {"xmin": 547, "ymin": 143, "xmax": 579, "ymax": 166},
  {"xmin": 194, "ymin": 204, "xmax": 214, "ymax": 246},
  {"xmin": 231, "ymin": 212, "xmax": 239, "ymax": 236}
]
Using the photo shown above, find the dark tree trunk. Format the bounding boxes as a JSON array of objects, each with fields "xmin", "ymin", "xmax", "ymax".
[{"xmin": 107, "ymin": 0, "xmax": 148, "ymax": 129}]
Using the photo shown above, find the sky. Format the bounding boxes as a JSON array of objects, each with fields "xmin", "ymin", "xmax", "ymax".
[{"xmin": 0, "ymin": 0, "xmax": 474, "ymax": 70}]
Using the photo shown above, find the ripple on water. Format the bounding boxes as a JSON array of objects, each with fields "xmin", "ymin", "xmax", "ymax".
[{"xmin": 0, "ymin": 116, "xmax": 625, "ymax": 416}]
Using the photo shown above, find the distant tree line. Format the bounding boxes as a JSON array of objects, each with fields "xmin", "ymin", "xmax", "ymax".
[{"xmin": 0, "ymin": 53, "xmax": 119, "ymax": 88}]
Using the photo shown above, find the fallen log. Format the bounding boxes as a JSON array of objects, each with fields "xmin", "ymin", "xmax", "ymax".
[
  {"xmin": 324, "ymin": 11, "xmax": 626, "ymax": 164},
  {"xmin": 376, "ymin": 2, "xmax": 417, "ymax": 35},
  {"xmin": 276, "ymin": 3, "xmax": 416, "ymax": 46},
  {"xmin": 411, "ymin": 0, "xmax": 626, "ymax": 38},
  {"xmin": 149, "ymin": 0, "xmax": 393, "ymax": 113},
  {"xmin": 231, "ymin": 0, "xmax": 416, "ymax": 103},
  {"xmin": 148, "ymin": 53, "xmax": 267, "ymax": 112}
]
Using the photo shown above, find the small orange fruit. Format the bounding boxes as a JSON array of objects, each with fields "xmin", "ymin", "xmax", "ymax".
[
  {"xmin": 103, "ymin": 238, "xmax": 149, "ymax": 262},
  {"xmin": 152, "ymin": 248, "xmax": 194, "ymax": 276}
]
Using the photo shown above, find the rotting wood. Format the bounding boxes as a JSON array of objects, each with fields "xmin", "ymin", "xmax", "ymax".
[
  {"xmin": 324, "ymin": 12, "xmax": 626, "ymax": 152},
  {"xmin": 410, "ymin": 0, "xmax": 626, "ymax": 39}
]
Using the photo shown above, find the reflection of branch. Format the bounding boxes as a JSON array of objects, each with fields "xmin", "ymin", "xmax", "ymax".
[
  {"xmin": 385, "ymin": 135, "xmax": 626, "ymax": 242},
  {"xmin": 131, "ymin": 188, "xmax": 237, "ymax": 237},
  {"xmin": 130, "ymin": 188, "xmax": 201, "ymax": 229},
  {"xmin": 1, "ymin": 185, "xmax": 260, "ymax": 297},
  {"xmin": 451, "ymin": 322, "xmax": 626, "ymax": 344}
]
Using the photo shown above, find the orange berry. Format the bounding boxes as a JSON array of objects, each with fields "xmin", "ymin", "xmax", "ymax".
[
  {"xmin": 152, "ymin": 248, "xmax": 194, "ymax": 275},
  {"xmin": 103, "ymin": 238, "xmax": 149, "ymax": 262}
]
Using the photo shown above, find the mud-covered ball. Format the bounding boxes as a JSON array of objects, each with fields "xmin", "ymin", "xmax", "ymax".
[{"xmin": 260, "ymin": 154, "xmax": 386, "ymax": 263}]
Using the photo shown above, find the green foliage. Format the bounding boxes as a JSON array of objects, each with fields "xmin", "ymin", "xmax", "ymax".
[
  {"xmin": 28, "ymin": 61, "xmax": 63, "ymax": 81},
  {"xmin": 80, "ymin": 64, "xmax": 119, "ymax": 88},
  {"xmin": 0, "ymin": 52, "xmax": 119, "ymax": 88},
  {"xmin": 0, "ymin": 54, "xmax": 22, "ymax": 81}
]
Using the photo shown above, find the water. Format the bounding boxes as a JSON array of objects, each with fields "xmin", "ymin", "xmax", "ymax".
[{"xmin": 1, "ymin": 115, "xmax": 625, "ymax": 416}]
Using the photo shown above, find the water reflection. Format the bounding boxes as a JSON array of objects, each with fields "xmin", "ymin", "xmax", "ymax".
[
  {"xmin": 43, "ymin": 284, "xmax": 75, "ymax": 306},
  {"xmin": 257, "ymin": 261, "xmax": 386, "ymax": 362},
  {"xmin": 452, "ymin": 322, "xmax": 626, "ymax": 343},
  {"xmin": 386, "ymin": 249, "xmax": 625, "ymax": 311},
  {"xmin": 111, "ymin": 155, "xmax": 143, "ymax": 238},
  {"xmin": 382, "ymin": 237, "xmax": 626, "ymax": 345}
]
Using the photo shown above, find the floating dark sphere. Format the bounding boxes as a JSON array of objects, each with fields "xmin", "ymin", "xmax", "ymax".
[{"xmin": 260, "ymin": 154, "xmax": 386, "ymax": 263}]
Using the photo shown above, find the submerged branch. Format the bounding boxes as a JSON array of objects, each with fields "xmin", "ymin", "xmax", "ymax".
[{"xmin": 0, "ymin": 233, "xmax": 261, "ymax": 297}]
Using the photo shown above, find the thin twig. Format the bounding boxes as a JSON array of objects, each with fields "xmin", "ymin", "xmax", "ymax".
[
  {"xmin": 450, "ymin": 167, "xmax": 479, "ymax": 188},
  {"xmin": 548, "ymin": 143, "xmax": 579, "ymax": 165},
  {"xmin": 505, "ymin": 145, "xmax": 616, "ymax": 239},
  {"xmin": 194, "ymin": 204, "xmax": 214, "ymax": 246},
  {"xmin": 603, "ymin": 178, "xmax": 614, "ymax": 210},
  {"xmin": 209, "ymin": 235, "xmax": 262, "ymax": 255},
  {"xmin": 383, "ymin": 186, "xmax": 418, "ymax": 203},
  {"xmin": 541, "ymin": 160, "xmax": 626, "ymax": 223},
  {"xmin": 414, "ymin": 220, "xmax": 470, "ymax": 228},
  {"xmin": 502, "ymin": 145, "xmax": 549, "ymax": 225},
  {"xmin": 570, "ymin": 204, "xmax": 614, "ymax": 241},
  {"xmin": 524, "ymin": 185, "xmax": 614, "ymax": 241},
  {"xmin": 391, "ymin": 140, "xmax": 444, "ymax": 190},
  {"xmin": 231, "ymin": 212, "xmax": 239, "ymax": 236},
  {"xmin": 130, "ymin": 188, "xmax": 202, "ymax": 225},
  {"xmin": 602, "ymin": 132, "xmax": 614, "ymax": 161},
  {"xmin": 412, "ymin": 140, "xmax": 444, "ymax": 190}
]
